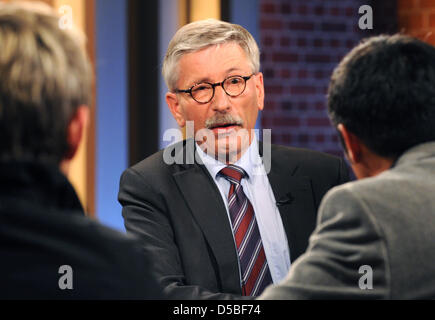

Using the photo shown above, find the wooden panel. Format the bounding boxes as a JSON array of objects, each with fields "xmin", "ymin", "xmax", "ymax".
[
  {"xmin": 84, "ymin": 0, "xmax": 96, "ymax": 217},
  {"xmin": 190, "ymin": 0, "xmax": 220, "ymax": 22}
]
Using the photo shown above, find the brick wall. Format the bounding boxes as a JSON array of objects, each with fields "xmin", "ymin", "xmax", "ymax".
[
  {"xmin": 259, "ymin": 0, "xmax": 396, "ymax": 157},
  {"xmin": 398, "ymin": 0, "xmax": 435, "ymax": 44}
]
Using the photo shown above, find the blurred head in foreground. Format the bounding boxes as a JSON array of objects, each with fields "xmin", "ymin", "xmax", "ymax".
[
  {"xmin": 0, "ymin": 3, "xmax": 162, "ymax": 300},
  {"xmin": 328, "ymin": 34, "xmax": 435, "ymax": 179},
  {"xmin": 0, "ymin": 1, "xmax": 91, "ymax": 173}
]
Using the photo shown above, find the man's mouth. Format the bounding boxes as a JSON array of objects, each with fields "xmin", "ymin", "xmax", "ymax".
[
  {"xmin": 204, "ymin": 114, "xmax": 244, "ymax": 135},
  {"xmin": 209, "ymin": 123, "xmax": 241, "ymax": 130}
]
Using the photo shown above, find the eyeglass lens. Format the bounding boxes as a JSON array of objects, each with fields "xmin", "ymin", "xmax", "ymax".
[{"xmin": 191, "ymin": 76, "xmax": 246, "ymax": 103}]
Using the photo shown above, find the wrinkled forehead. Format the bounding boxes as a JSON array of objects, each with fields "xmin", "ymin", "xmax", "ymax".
[
  {"xmin": 175, "ymin": 43, "xmax": 252, "ymax": 85},
  {"xmin": 175, "ymin": 42, "xmax": 249, "ymax": 67}
]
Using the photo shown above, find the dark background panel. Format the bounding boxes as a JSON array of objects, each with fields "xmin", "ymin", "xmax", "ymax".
[{"xmin": 128, "ymin": 0, "xmax": 160, "ymax": 166}]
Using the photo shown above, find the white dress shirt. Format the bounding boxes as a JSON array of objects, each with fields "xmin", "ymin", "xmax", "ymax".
[{"xmin": 195, "ymin": 136, "xmax": 291, "ymax": 284}]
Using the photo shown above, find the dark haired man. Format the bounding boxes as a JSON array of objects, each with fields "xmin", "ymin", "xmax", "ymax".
[
  {"xmin": 259, "ymin": 34, "xmax": 435, "ymax": 299},
  {"xmin": 0, "ymin": 2, "xmax": 160, "ymax": 299}
]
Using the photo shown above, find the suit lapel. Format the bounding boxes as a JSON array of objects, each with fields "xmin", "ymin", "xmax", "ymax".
[
  {"xmin": 265, "ymin": 144, "xmax": 317, "ymax": 262},
  {"xmin": 172, "ymin": 142, "xmax": 241, "ymax": 293}
]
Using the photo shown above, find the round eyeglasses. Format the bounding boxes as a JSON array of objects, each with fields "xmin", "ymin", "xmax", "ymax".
[{"xmin": 174, "ymin": 74, "xmax": 254, "ymax": 104}]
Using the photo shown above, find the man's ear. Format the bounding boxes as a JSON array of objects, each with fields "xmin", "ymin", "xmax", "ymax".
[
  {"xmin": 337, "ymin": 123, "xmax": 362, "ymax": 164},
  {"xmin": 166, "ymin": 92, "xmax": 186, "ymax": 128},
  {"xmin": 254, "ymin": 72, "xmax": 265, "ymax": 111},
  {"xmin": 65, "ymin": 105, "xmax": 89, "ymax": 160}
]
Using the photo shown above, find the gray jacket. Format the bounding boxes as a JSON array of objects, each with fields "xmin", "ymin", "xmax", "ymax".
[{"xmin": 260, "ymin": 142, "xmax": 435, "ymax": 299}]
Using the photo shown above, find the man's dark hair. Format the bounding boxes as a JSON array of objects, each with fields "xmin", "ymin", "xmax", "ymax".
[
  {"xmin": 0, "ymin": 3, "xmax": 92, "ymax": 164},
  {"xmin": 328, "ymin": 34, "xmax": 435, "ymax": 159}
]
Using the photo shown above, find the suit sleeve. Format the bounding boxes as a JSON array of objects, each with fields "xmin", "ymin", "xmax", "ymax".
[
  {"xmin": 118, "ymin": 167, "xmax": 249, "ymax": 300},
  {"xmin": 259, "ymin": 187, "xmax": 389, "ymax": 299}
]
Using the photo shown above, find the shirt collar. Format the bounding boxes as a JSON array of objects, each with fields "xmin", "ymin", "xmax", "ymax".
[{"xmin": 196, "ymin": 135, "xmax": 262, "ymax": 180}]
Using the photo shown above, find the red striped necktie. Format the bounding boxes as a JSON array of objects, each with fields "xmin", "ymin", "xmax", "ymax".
[{"xmin": 218, "ymin": 165, "xmax": 273, "ymax": 296}]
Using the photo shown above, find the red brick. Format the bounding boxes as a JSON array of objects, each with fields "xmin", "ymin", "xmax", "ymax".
[
  {"xmin": 398, "ymin": 0, "xmax": 417, "ymax": 10},
  {"xmin": 271, "ymin": 135, "xmax": 280, "ymax": 144},
  {"xmin": 263, "ymin": 36, "xmax": 274, "ymax": 46},
  {"xmin": 314, "ymin": 70, "xmax": 324, "ymax": 79},
  {"xmin": 307, "ymin": 118, "xmax": 331, "ymax": 127},
  {"xmin": 260, "ymin": 20, "xmax": 283, "ymax": 30},
  {"xmin": 265, "ymin": 85, "xmax": 283, "ymax": 94},
  {"xmin": 429, "ymin": 13, "xmax": 435, "ymax": 27},
  {"xmin": 298, "ymin": 134, "xmax": 309, "ymax": 144},
  {"xmin": 290, "ymin": 86, "xmax": 316, "ymax": 95},
  {"xmin": 273, "ymin": 117, "xmax": 301, "ymax": 127},
  {"xmin": 289, "ymin": 21, "xmax": 315, "ymax": 31},
  {"xmin": 330, "ymin": 39, "xmax": 340, "ymax": 48},
  {"xmin": 262, "ymin": 117, "xmax": 270, "ymax": 128},
  {"xmin": 266, "ymin": 101, "xmax": 276, "ymax": 111},
  {"xmin": 282, "ymin": 134, "xmax": 292, "ymax": 144},
  {"xmin": 399, "ymin": 13, "xmax": 424, "ymax": 29},
  {"xmin": 314, "ymin": 6, "xmax": 324, "ymax": 16},
  {"xmin": 282, "ymin": 101, "xmax": 292, "ymax": 110},
  {"xmin": 280, "ymin": 37, "xmax": 291, "ymax": 46},
  {"xmin": 313, "ymin": 38, "xmax": 323, "ymax": 47},
  {"xmin": 345, "ymin": 7, "xmax": 353, "ymax": 17},
  {"xmin": 281, "ymin": 3, "xmax": 291, "ymax": 14},
  {"xmin": 321, "ymin": 23, "xmax": 346, "ymax": 32},
  {"xmin": 420, "ymin": 0, "xmax": 435, "ymax": 9},
  {"xmin": 261, "ymin": 3, "xmax": 276, "ymax": 13},
  {"xmin": 298, "ymin": 102, "xmax": 308, "ymax": 110},
  {"xmin": 297, "ymin": 5, "xmax": 308, "ymax": 15},
  {"xmin": 297, "ymin": 70, "xmax": 308, "ymax": 79},
  {"xmin": 346, "ymin": 40, "xmax": 355, "ymax": 49},
  {"xmin": 264, "ymin": 68, "xmax": 274, "ymax": 78},
  {"xmin": 330, "ymin": 7, "xmax": 340, "ymax": 16},
  {"xmin": 297, "ymin": 38, "xmax": 307, "ymax": 47},
  {"xmin": 272, "ymin": 53, "xmax": 299, "ymax": 62},
  {"xmin": 306, "ymin": 54, "xmax": 330, "ymax": 63},
  {"xmin": 315, "ymin": 101, "xmax": 325, "ymax": 110},
  {"xmin": 280, "ymin": 69, "xmax": 291, "ymax": 78},
  {"xmin": 315, "ymin": 134, "xmax": 326, "ymax": 143}
]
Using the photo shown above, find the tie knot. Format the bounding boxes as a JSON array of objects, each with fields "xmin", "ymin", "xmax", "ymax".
[{"xmin": 219, "ymin": 165, "xmax": 247, "ymax": 184}]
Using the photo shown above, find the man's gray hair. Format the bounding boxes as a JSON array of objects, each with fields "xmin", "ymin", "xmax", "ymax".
[
  {"xmin": 162, "ymin": 19, "xmax": 260, "ymax": 91},
  {"xmin": 0, "ymin": 2, "xmax": 92, "ymax": 163}
]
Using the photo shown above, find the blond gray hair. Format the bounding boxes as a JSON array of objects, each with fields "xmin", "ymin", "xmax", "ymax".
[
  {"xmin": 162, "ymin": 19, "xmax": 260, "ymax": 91},
  {"xmin": 0, "ymin": 2, "xmax": 92, "ymax": 163}
]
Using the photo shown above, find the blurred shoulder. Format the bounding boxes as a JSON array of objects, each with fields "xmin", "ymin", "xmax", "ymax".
[
  {"xmin": 271, "ymin": 143, "xmax": 343, "ymax": 164},
  {"xmin": 269, "ymin": 144, "xmax": 347, "ymax": 180}
]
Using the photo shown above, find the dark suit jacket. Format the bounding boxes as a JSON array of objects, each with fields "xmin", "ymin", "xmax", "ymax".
[
  {"xmin": 118, "ymin": 140, "xmax": 349, "ymax": 299},
  {"xmin": 0, "ymin": 161, "xmax": 161, "ymax": 300}
]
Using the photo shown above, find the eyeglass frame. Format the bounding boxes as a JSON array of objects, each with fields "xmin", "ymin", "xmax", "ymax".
[{"xmin": 174, "ymin": 74, "xmax": 255, "ymax": 104}]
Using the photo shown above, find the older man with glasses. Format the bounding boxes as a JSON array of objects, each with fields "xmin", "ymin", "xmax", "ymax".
[{"xmin": 118, "ymin": 19, "xmax": 349, "ymax": 299}]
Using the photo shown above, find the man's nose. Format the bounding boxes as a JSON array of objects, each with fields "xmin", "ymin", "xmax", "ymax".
[{"xmin": 211, "ymin": 85, "xmax": 231, "ymax": 112}]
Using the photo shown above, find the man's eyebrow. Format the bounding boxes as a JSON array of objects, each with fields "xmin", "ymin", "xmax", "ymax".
[
  {"xmin": 226, "ymin": 67, "xmax": 243, "ymax": 74},
  {"xmin": 189, "ymin": 68, "xmax": 245, "ymax": 86}
]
